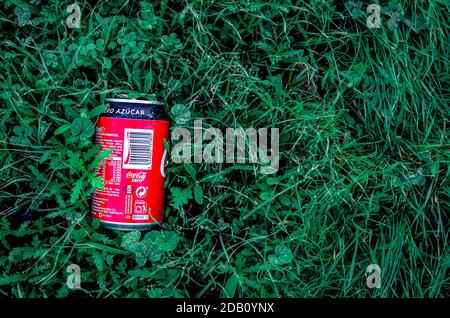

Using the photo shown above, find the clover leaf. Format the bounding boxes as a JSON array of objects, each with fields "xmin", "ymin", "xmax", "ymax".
[
  {"xmin": 155, "ymin": 231, "xmax": 181, "ymax": 252},
  {"xmin": 71, "ymin": 117, "xmax": 95, "ymax": 137},
  {"xmin": 268, "ymin": 245, "xmax": 293, "ymax": 266}
]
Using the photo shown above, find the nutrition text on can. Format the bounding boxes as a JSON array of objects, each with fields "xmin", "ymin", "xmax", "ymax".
[{"xmin": 92, "ymin": 98, "xmax": 169, "ymax": 231}]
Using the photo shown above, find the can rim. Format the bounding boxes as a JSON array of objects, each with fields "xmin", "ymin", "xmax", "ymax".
[{"xmin": 105, "ymin": 98, "xmax": 164, "ymax": 106}]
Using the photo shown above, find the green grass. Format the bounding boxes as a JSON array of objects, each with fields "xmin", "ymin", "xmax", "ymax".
[{"xmin": 0, "ymin": 0, "xmax": 449, "ymax": 298}]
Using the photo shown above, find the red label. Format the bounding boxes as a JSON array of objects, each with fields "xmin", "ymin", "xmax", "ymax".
[{"xmin": 92, "ymin": 117, "xmax": 169, "ymax": 225}]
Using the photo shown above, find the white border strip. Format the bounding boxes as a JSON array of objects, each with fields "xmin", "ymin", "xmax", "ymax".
[{"xmin": 105, "ymin": 98, "xmax": 164, "ymax": 105}]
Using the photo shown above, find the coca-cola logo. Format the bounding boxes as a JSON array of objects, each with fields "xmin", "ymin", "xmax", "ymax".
[{"xmin": 126, "ymin": 171, "xmax": 147, "ymax": 182}]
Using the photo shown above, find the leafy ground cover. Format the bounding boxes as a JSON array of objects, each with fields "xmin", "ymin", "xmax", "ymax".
[{"xmin": 0, "ymin": 0, "xmax": 449, "ymax": 297}]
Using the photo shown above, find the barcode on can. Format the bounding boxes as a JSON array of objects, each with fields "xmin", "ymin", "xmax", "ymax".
[{"xmin": 123, "ymin": 128, "xmax": 154, "ymax": 170}]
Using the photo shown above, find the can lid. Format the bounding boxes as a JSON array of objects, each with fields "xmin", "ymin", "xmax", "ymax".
[{"xmin": 105, "ymin": 97, "xmax": 164, "ymax": 106}]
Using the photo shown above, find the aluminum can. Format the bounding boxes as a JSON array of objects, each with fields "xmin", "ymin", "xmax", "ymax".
[{"xmin": 92, "ymin": 98, "xmax": 169, "ymax": 231}]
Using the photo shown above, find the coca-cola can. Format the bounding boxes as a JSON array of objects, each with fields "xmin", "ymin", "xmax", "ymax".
[{"xmin": 92, "ymin": 97, "xmax": 169, "ymax": 231}]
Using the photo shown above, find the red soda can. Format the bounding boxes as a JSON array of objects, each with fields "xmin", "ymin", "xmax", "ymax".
[{"xmin": 92, "ymin": 97, "xmax": 169, "ymax": 231}]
